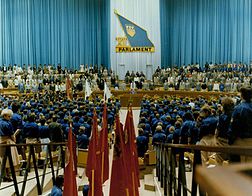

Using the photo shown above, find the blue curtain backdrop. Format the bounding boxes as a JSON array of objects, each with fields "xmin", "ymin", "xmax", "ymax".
[
  {"xmin": 0, "ymin": 0, "xmax": 110, "ymax": 70},
  {"xmin": 160, "ymin": 0, "xmax": 252, "ymax": 68}
]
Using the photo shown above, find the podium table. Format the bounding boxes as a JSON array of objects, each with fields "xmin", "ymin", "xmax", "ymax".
[{"xmin": 119, "ymin": 93, "xmax": 143, "ymax": 107}]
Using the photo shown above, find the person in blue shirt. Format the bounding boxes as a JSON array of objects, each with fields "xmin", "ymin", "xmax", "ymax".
[
  {"xmin": 82, "ymin": 116, "xmax": 91, "ymax": 137},
  {"xmin": 10, "ymin": 102, "xmax": 23, "ymax": 135},
  {"xmin": 230, "ymin": 87, "xmax": 252, "ymax": 162},
  {"xmin": 216, "ymin": 98, "xmax": 234, "ymax": 140},
  {"xmin": 180, "ymin": 112, "xmax": 198, "ymax": 144},
  {"xmin": 152, "ymin": 125, "xmax": 166, "ymax": 145},
  {"xmin": 51, "ymin": 175, "xmax": 64, "ymax": 196},
  {"xmin": 77, "ymin": 127, "xmax": 89, "ymax": 149},
  {"xmin": 151, "ymin": 114, "xmax": 163, "ymax": 135},
  {"xmin": 0, "ymin": 108, "xmax": 20, "ymax": 181},
  {"xmin": 173, "ymin": 121, "xmax": 182, "ymax": 144},
  {"xmin": 166, "ymin": 126, "xmax": 175, "ymax": 143},
  {"xmin": 197, "ymin": 105, "xmax": 218, "ymax": 165},
  {"xmin": 0, "ymin": 112, "xmax": 14, "ymax": 140},
  {"xmin": 18, "ymin": 80, "xmax": 25, "ymax": 93},
  {"xmin": 72, "ymin": 115, "xmax": 81, "ymax": 135},
  {"xmin": 38, "ymin": 116, "xmax": 49, "ymax": 138},
  {"xmin": 215, "ymin": 97, "xmax": 234, "ymax": 162},
  {"xmin": 48, "ymin": 115, "xmax": 63, "ymax": 143},
  {"xmin": 82, "ymin": 185, "xmax": 89, "ymax": 196},
  {"xmin": 61, "ymin": 118, "xmax": 69, "ymax": 139},
  {"xmin": 23, "ymin": 112, "xmax": 42, "ymax": 156},
  {"xmin": 136, "ymin": 128, "xmax": 148, "ymax": 157},
  {"xmin": 198, "ymin": 106, "xmax": 218, "ymax": 141},
  {"xmin": 23, "ymin": 113, "xmax": 39, "ymax": 139},
  {"xmin": 219, "ymin": 82, "xmax": 225, "ymax": 92},
  {"xmin": 10, "ymin": 102, "xmax": 24, "ymax": 159}
]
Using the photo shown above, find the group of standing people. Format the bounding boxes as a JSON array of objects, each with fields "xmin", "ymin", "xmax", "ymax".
[
  {"xmin": 137, "ymin": 86, "xmax": 252, "ymax": 164},
  {"xmin": 0, "ymin": 92, "xmax": 120, "ymax": 182}
]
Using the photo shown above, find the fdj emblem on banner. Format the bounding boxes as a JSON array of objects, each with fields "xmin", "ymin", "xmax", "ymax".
[
  {"xmin": 115, "ymin": 10, "xmax": 155, "ymax": 53},
  {"xmin": 126, "ymin": 25, "xmax": 135, "ymax": 37}
]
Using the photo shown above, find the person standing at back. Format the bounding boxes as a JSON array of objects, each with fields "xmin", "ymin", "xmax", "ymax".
[
  {"xmin": 136, "ymin": 128, "xmax": 148, "ymax": 157},
  {"xmin": 48, "ymin": 115, "xmax": 63, "ymax": 144},
  {"xmin": 77, "ymin": 127, "xmax": 89, "ymax": 149},
  {"xmin": 197, "ymin": 105, "xmax": 218, "ymax": 165},
  {"xmin": 152, "ymin": 125, "xmax": 166, "ymax": 145},
  {"xmin": 0, "ymin": 109, "xmax": 20, "ymax": 181},
  {"xmin": 23, "ymin": 113, "xmax": 39, "ymax": 142},
  {"xmin": 229, "ymin": 87, "xmax": 252, "ymax": 162},
  {"xmin": 215, "ymin": 97, "xmax": 234, "ymax": 162},
  {"xmin": 10, "ymin": 102, "xmax": 24, "ymax": 159}
]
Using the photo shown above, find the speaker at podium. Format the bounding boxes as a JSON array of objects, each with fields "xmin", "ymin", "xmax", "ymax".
[
  {"xmin": 146, "ymin": 64, "xmax": 153, "ymax": 81},
  {"xmin": 118, "ymin": 64, "xmax": 126, "ymax": 80}
]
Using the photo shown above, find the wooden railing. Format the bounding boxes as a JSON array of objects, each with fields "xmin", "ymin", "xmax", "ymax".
[
  {"xmin": 196, "ymin": 162, "xmax": 252, "ymax": 195},
  {"xmin": 0, "ymin": 142, "xmax": 66, "ymax": 196},
  {"xmin": 154, "ymin": 143, "xmax": 252, "ymax": 196}
]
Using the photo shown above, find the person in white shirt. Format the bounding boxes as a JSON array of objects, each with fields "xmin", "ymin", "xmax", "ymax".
[
  {"xmin": 80, "ymin": 64, "xmax": 85, "ymax": 72},
  {"xmin": 17, "ymin": 65, "xmax": 23, "ymax": 74},
  {"xmin": 25, "ymin": 80, "xmax": 31, "ymax": 93},
  {"xmin": 14, "ymin": 77, "xmax": 19, "ymax": 87},
  {"xmin": 27, "ymin": 66, "xmax": 33, "ymax": 75},
  {"xmin": 60, "ymin": 82, "xmax": 66, "ymax": 92},
  {"xmin": 213, "ymin": 82, "xmax": 219, "ymax": 91},
  {"xmin": 55, "ymin": 82, "xmax": 60, "ymax": 92},
  {"xmin": 27, "ymin": 73, "xmax": 33, "ymax": 81}
]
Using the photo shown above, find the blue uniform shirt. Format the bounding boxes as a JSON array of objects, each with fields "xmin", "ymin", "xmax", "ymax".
[
  {"xmin": 152, "ymin": 132, "xmax": 166, "ymax": 145},
  {"xmin": 199, "ymin": 116, "xmax": 218, "ymax": 140},
  {"xmin": 136, "ymin": 135, "xmax": 148, "ymax": 157},
  {"xmin": 23, "ymin": 122, "xmax": 39, "ymax": 138},
  {"xmin": 217, "ymin": 114, "xmax": 232, "ymax": 139},
  {"xmin": 230, "ymin": 102, "xmax": 252, "ymax": 144},
  {"xmin": 11, "ymin": 113, "xmax": 23, "ymax": 131},
  {"xmin": 39, "ymin": 125, "xmax": 49, "ymax": 138},
  {"xmin": 166, "ymin": 134, "xmax": 173, "ymax": 143},
  {"xmin": 219, "ymin": 83, "xmax": 225, "ymax": 92},
  {"xmin": 78, "ymin": 134, "xmax": 89, "ymax": 149},
  {"xmin": 51, "ymin": 185, "xmax": 62, "ymax": 196},
  {"xmin": 180, "ymin": 120, "xmax": 197, "ymax": 144},
  {"xmin": 0, "ymin": 118, "xmax": 14, "ymax": 136}
]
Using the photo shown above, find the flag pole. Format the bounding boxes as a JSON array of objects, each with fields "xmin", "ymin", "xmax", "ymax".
[
  {"xmin": 91, "ymin": 170, "xmax": 95, "ymax": 196},
  {"xmin": 101, "ymin": 152, "xmax": 104, "ymax": 183},
  {"xmin": 132, "ymin": 172, "xmax": 136, "ymax": 196},
  {"xmin": 126, "ymin": 188, "xmax": 129, "ymax": 196}
]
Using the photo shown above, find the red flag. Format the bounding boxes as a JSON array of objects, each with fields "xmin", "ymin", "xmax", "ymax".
[
  {"xmin": 110, "ymin": 115, "xmax": 130, "ymax": 196},
  {"xmin": 63, "ymin": 126, "xmax": 78, "ymax": 196},
  {"xmin": 128, "ymin": 108, "xmax": 140, "ymax": 187},
  {"xmin": 100, "ymin": 104, "xmax": 109, "ymax": 183},
  {"xmin": 86, "ymin": 110, "xmax": 102, "ymax": 196},
  {"xmin": 66, "ymin": 75, "xmax": 73, "ymax": 100},
  {"xmin": 72, "ymin": 132, "xmax": 77, "ymax": 175},
  {"xmin": 124, "ymin": 107, "xmax": 140, "ymax": 196}
]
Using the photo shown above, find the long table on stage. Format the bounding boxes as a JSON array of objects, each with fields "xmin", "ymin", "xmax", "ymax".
[{"xmin": 92, "ymin": 89, "xmax": 238, "ymax": 107}]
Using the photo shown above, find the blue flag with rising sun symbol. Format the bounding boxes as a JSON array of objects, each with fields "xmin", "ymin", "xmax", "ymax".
[{"xmin": 115, "ymin": 11, "xmax": 154, "ymax": 51}]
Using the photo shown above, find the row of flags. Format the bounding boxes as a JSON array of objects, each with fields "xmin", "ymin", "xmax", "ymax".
[
  {"xmin": 110, "ymin": 108, "xmax": 140, "ymax": 196},
  {"xmin": 66, "ymin": 75, "xmax": 112, "ymax": 100},
  {"xmin": 62, "ymin": 104, "xmax": 139, "ymax": 196}
]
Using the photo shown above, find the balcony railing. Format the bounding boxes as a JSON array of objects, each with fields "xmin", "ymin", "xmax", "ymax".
[
  {"xmin": 0, "ymin": 142, "xmax": 66, "ymax": 196},
  {"xmin": 155, "ymin": 143, "xmax": 252, "ymax": 196}
]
